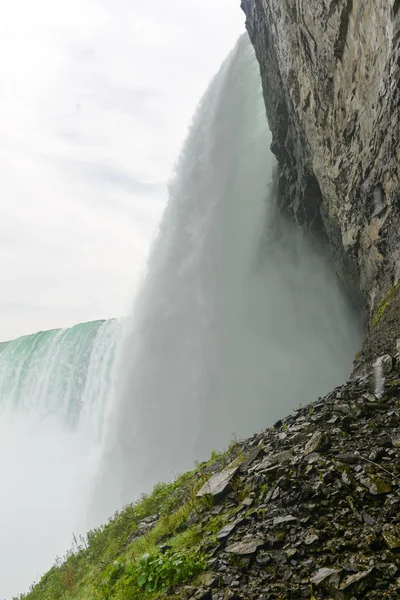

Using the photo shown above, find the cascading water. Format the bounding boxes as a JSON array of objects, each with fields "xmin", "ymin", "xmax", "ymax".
[
  {"xmin": 95, "ymin": 34, "xmax": 362, "ymax": 521},
  {"xmin": 0, "ymin": 320, "xmax": 118, "ymax": 435},
  {"xmin": 3, "ymin": 33, "xmax": 362, "ymax": 599},
  {"xmin": 0, "ymin": 319, "xmax": 120, "ymax": 598}
]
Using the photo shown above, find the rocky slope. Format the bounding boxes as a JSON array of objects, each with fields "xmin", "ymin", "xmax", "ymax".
[
  {"xmin": 22, "ymin": 351, "xmax": 400, "ymax": 600},
  {"xmin": 181, "ymin": 357, "xmax": 400, "ymax": 600},
  {"xmin": 241, "ymin": 0, "xmax": 400, "ymax": 365}
]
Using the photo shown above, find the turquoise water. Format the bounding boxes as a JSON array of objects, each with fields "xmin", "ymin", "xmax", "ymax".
[
  {"xmin": 0, "ymin": 318, "xmax": 121, "ymax": 597},
  {"xmin": 0, "ymin": 318, "xmax": 120, "ymax": 440}
]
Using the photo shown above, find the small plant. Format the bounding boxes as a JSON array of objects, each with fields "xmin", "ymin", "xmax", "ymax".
[
  {"xmin": 100, "ymin": 561, "xmax": 126, "ymax": 598},
  {"xmin": 124, "ymin": 551, "xmax": 205, "ymax": 594},
  {"xmin": 170, "ymin": 525, "xmax": 203, "ymax": 551},
  {"xmin": 228, "ymin": 432, "xmax": 240, "ymax": 452},
  {"xmin": 198, "ymin": 492, "xmax": 215, "ymax": 510},
  {"xmin": 210, "ymin": 449, "xmax": 222, "ymax": 462},
  {"xmin": 231, "ymin": 476, "xmax": 251, "ymax": 503},
  {"xmin": 259, "ymin": 482, "xmax": 269, "ymax": 498}
]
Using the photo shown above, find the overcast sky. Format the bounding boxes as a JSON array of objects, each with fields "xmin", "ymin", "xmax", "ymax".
[{"xmin": 0, "ymin": 0, "xmax": 244, "ymax": 341}]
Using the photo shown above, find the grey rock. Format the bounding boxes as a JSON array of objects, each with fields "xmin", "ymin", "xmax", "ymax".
[
  {"xmin": 127, "ymin": 514, "xmax": 159, "ymax": 543},
  {"xmin": 216, "ymin": 520, "xmax": 242, "ymax": 542},
  {"xmin": 311, "ymin": 567, "xmax": 342, "ymax": 587},
  {"xmin": 361, "ymin": 512, "xmax": 375, "ymax": 526},
  {"xmin": 239, "ymin": 447, "xmax": 265, "ymax": 473},
  {"xmin": 256, "ymin": 550, "xmax": 271, "ymax": 565},
  {"xmin": 341, "ymin": 470, "xmax": 353, "ymax": 486},
  {"xmin": 211, "ymin": 506, "xmax": 223, "ymax": 516},
  {"xmin": 360, "ymin": 475, "xmax": 391, "ymax": 495},
  {"xmin": 225, "ymin": 538, "xmax": 264, "ymax": 555},
  {"xmin": 197, "ymin": 466, "xmax": 239, "ymax": 499},
  {"xmin": 304, "ymin": 532, "xmax": 319, "ymax": 545},
  {"xmin": 254, "ymin": 450, "xmax": 293, "ymax": 471},
  {"xmin": 200, "ymin": 573, "xmax": 217, "ymax": 587},
  {"xmin": 272, "ymin": 515, "xmax": 297, "ymax": 527},
  {"xmin": 305, "ymin": 431, "xmax": 329, "ymax": 454},
  {"xmin": 340, "ymin": 568, "xmax": 375, "ymax": 592},
  {"xmin": 190, "ymin": 589, "xmax": 212, "ymax": 600},
  {"xmin": 240, "ymin": 497, "xmax": 253, "ymax": 508}
]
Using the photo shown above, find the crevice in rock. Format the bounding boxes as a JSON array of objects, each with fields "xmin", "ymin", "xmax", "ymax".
[
  {"xmin": 334, "ymin": 0, "xmax": 353, "ymax": 61},
  {"xmin": 300, "ymin": 173, "xmax": 326, "ymax": 236}
]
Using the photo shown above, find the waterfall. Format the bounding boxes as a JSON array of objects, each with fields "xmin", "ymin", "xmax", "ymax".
[
  {"xmin": 3, "ymin": 33, "xmax": 362, "ymax": 598},
  {"xmin": 0, "ymin": 319, "xmax": 119, "ymax": 439},
  {"xmin": 0, "ymin": 319, "xmax": 120, "ymax": 597},
  {"xmin": 94, "ymin": 34, "xmax": 362, "ymax": 520}
]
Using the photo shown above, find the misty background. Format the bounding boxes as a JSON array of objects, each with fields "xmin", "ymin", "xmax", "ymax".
[{"xmin": 0, "ymin": 0, "xmax": 243, "ymax": 340}]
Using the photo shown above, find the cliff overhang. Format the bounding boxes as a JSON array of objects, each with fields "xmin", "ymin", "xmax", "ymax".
[{"xmin": 241, "ymin": 0, "xmax": 400, "ymax": 370}]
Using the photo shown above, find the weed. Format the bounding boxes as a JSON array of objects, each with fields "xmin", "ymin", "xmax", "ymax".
[
  {"xmin": 124, "ymin": 551, "xmax": 205, "ymax": 595},
  {"xmin": 259, "ymin": 482, "xmax": 269, "ymax": 498},
  {"xmin": 231, "ymin": 476, "xmax": 251, "ymax": 503}
]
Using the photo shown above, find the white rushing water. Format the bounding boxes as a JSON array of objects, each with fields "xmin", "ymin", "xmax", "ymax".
[
  {"xmin": 0, "ymin": 319, "xmax": 120, "ymax": 597},
  {"xmin": 1, "ymin": 34, "xmax": 362, "ymax": 598},
  {"xmin": 94, "ymin": 34, "xmax": 362, "ymax": 521}
]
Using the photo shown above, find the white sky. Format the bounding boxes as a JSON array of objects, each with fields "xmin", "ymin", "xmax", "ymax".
[{"xmin": 0, "ymin": 0, "xmax": 244, "ymax": 341}]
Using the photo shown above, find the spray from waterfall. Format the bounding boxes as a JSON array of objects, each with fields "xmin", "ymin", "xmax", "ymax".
[{"xmin": 94, "ymin": 34, "xmax": 362, "ymax": 522}]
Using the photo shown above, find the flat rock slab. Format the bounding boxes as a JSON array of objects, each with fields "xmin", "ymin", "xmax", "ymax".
[
  {"xmin": 340, "ymin": 568, "xmax": 375, "ymax": 592},
  {"xmin": 360, "ymin": 475, "xmax": 391, "ymax": 495},
  {"xmin": 216, "ymin": 519, "xmax": 242, "ymax": 542},
  {"xmin": 239, "ymin": 447, "xmax": 265, "ymax": 473},
  {"xmin": 254, "ymin": 450, "xmax": 293, "ymax": 471},
  {"xmin": 362, "ymin": 511, "xmax": 376, "ymax": 526},
  {"xmin": 197, "ymin": 466, "xmax": 238, "ymax": 499},
  {"xmin": 225, "ymin": 538, "xmax": 264, "ymax": 555},
  {"xmin": 311, "ymin": 567, "xmax": 342, "ymax": 587},
  {"xmin": 305, "ymin": 431, "xmax": 330, "ymax": 454},
  {"xmin": 273, "ymin": 515, "xmax": 297, "ymax": 527}
]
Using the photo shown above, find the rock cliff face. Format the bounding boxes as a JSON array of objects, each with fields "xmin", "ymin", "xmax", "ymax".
[{"xmin": 241, "ymin": 0, "xmax": 400, "ymax": 347}]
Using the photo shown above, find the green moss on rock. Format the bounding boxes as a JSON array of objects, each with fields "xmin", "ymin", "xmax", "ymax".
[{"xmin": 371, "ymin": 281, "xmax": 400, "ymax": 328}]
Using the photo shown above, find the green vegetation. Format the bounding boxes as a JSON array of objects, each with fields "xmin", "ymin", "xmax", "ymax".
[
  {"xmin": 371, "ymin": 281, "xmax": 400, "ymax": 328},
  {"xmin": 16, "ymin": 442, "xmax": 242, "ymax": 600},
  {"xmin": 231, "ymin": 476, "xmax": 251, "ymax": 503},
  {"xmin": 98, "ymin": 551, "xmax": 205, "ymax": 600}
]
